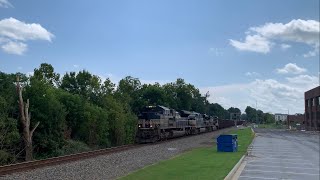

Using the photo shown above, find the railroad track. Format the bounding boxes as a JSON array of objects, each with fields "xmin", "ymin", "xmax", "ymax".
[
  {"xmin": 0, "ymin": 144, "xmax": 140, "ymax": 176},
  {"xmin": 0, "ymin": 134, "xmax": 198, "ymax": 176},
  {"xmin": 0, "ymin": 127, "xmax": 236, "ymax": 176}
]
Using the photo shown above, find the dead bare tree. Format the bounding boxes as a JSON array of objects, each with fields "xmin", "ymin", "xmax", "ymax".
[{"xmin": 16, "ymin": 76, "xmax": 40, "ymax": 161}]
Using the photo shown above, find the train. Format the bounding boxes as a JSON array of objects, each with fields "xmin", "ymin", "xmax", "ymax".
[{"xmin": 136, "ymin": 105, "xmax": 245, "ymax": 143}]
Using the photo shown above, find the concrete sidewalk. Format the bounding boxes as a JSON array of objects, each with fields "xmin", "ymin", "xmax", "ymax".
[{"xmin": 235, "ymin": 129, "xmax": 320, "ymax": 180}]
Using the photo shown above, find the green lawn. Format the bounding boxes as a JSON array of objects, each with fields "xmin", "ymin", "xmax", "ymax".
[{"xmin": 120, "ymin": 128, "xmax": 254, "ymax": 180}]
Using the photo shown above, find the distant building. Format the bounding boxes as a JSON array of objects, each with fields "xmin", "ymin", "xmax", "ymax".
[
  {"xmin": 305, "ymin": 86, "xmax": 320, "ymax": 131},
  {"xmin": 274, "ymin": 113, "xmax": 287, "ymax": 122},
  {"xmin": 288, "ymin": 113, "xmax": 304, "ymax": 124},
  {"xmin": 288, "ymin": 113, "xmax": 305, "ymax": 129}
]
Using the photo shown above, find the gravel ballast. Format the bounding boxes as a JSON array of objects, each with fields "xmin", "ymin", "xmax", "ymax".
[{"xmin": 1, "ymin": 128, "xmax": 234, "ymax": 180}]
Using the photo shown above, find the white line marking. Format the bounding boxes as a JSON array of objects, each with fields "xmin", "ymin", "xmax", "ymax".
[
  {"xmin": 248, "ymin": 146, "xmax": 294, "ymax": 148},
  {"xmin": 248, "ymin": 147, "xmax": 295, "ymax": 149},
  {"xmin": 248, "ymin": 150, "xmax": 300, "ymax": 152},
  {"xmin": 249, "ymin": 152, "xmax": 302, "ymax": 155},
  {"xmin": 248, "ymin": 149, "xmax": 296, "ymax": 150},
  {"xmin": 246, "ymin": 164, "xmax": 319, "ymax": 170},
  {"xmin": 247, "ymin": 161, "xmax": 314, "ymax": 165},
  {"xmin": 268, "ymin": 155, "xmax": 304, "ymax": 158},
  {"xmin": 262, "ymin": 157, "xmax": 310, "ymax": 161},
  {"xmin": 244, "ymin": 169, "xmax": 320, "ymax": 176},
  {"xmin": 239, "ymin": 176, "xmax": 279, "ymax": 180}
]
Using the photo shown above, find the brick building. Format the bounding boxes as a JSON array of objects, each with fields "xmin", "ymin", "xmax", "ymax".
[
  {"xmin": 288, "ymin": 113, "xmax": 304, "ymax": 129},
  {"xmin": 304, "ymin": 86, "xmax": 320, "ymax": 131}
]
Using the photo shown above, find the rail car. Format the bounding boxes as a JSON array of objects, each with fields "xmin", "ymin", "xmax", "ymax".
[{"xmin": 136, "ymin": 105, "xmax": 244, "ymax": 143}]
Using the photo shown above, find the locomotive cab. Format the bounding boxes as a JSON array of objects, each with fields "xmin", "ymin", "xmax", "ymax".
[{"xmin": 136, "ymin": 105, "xmax": 173, "ymax": 143}]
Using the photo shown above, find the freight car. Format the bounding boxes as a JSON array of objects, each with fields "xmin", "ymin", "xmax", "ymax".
[
  {"xmin": 217, "ymin": 119, "xmax": 245, "ymax": 129},
  {"xmin": 136, "ymin": 105, "xmax": 242, "ymax": 143}
]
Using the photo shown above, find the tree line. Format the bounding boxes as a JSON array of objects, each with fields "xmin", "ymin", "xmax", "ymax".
[{"xmin": 0, "ymin": 63, "xmax": 274, "ymax": 165}]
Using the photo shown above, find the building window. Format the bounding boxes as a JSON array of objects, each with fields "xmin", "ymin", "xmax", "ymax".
[
  {"xmin": 318, "ymin": 97, "xmax": 320, "ymax": 106},
  {"xmin": 313, "ymin": 98, "xmax": 316, "ymax": 106},
  {"xmin": 308, "ymin": 99, "xmax": 311, "ymax": 107}
]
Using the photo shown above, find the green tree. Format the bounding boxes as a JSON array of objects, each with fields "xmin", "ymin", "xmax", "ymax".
[
  {"xmin": 0, "ymin": 96, "xmax": 20, "ymax": 165},
  {"xmin": 245, "ymin": 106, "xmax": 256, "ymax": 122},
  {"xmin": 101, "ymin": 96, "xmax": 126, "ymax": 146},
  {"xmin": 207, "ymin": 103, "xmax": 228, "ymax": 119},
  {"xmin": 26, "ymin": 79, "xmax": 66, "ymax": 158},
  {"xmin": 56, "ymin": 90, "xmax": 85, "ymax": 139},
  {"xmin": 116, "ymin": 76, "xmax": 142, "ymax": 113},
  {"xmin": 0, "ymin": 72, "xmax": 19, "ymax": 118},
  {"xmin": 101, "ymin": 78, "xmax": 115, "ymax": 95},
  {"xmin": 240, "ymin": 113, "xmax": 247, "ymax": 120},
  {"xmin": 60, "ymin": 70, "xmax": 103, "ymax": 104},
  {"xmin": 163, "ymin": 78, "xmax": 196, "ymax": 111},
  {"xmin": 60, "ymin": 72, "xmax": 78, "ymax": 94},
  {"xmin": 33, "ymin": 63, "xmax": 60, "ymax": 86},
  {"xmin": 264, "ymin": 113, "xmax": 275, "ymax": 124},
  {"xmin": 228, "ymin": 107, "xmax": 241, "ymax": 114},
  {"xmin": 79, "ymin": 102, "xmax": 109, "ymax": 146},
  {"xmin": 139, "ymin": 83, "xmax": 167, "ymax": 107}
]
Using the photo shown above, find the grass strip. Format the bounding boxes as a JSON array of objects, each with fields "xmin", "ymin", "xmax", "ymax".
[{"xmin": 120, "ymin": 128, "xmax": 254, "ymax": 180}]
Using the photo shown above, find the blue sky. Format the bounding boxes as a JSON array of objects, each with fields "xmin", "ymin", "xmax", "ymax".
[{"xmin": 0, "ymin": 0, "xmax": 319, "ymax": 114}]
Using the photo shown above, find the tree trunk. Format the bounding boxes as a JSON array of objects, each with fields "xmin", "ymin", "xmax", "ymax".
[
  {"xmin": 16, "ymin": 76, "xmax": 39, "ymax": 162},
  {"xmin": 25, "ymin": 139, "xmax": 33, "ymax": 161}
]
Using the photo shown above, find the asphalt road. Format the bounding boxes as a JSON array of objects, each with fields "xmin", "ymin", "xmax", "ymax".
[{"xmin": 238, "ymin": 128, "xmax": 320, "ymax": 180}]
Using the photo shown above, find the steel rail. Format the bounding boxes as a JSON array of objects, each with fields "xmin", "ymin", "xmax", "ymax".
[{"xmin": 0, "ymin": 144, "xmax": 140, "ymax": 176}]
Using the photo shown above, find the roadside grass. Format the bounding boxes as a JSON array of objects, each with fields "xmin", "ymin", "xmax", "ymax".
[{"xmin": 120, "ymin": 128, "xmax": 254, "ymax": 180}]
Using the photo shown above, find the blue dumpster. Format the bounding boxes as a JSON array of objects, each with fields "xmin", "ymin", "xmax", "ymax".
[{"xmin": 217, "ymin": 134, "xmax": 238, "ymax": 152}]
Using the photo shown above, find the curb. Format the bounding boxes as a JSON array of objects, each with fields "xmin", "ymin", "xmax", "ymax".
[
  {"xmin": 224, "ymin": 155, "xmax": 245, "ymax": 180},
  {"xmin": 224, "ymin": 128, "xmax": 256, "ymax": 180}
]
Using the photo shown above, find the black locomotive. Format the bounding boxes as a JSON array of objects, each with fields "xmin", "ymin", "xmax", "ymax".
[{"xmin": 136, "ymin": 105, "xmax": 244, "ymax": 143}]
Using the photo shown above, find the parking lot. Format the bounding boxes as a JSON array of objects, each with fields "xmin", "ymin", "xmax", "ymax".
[{"xmin": 238, "ymin": 128, "xmax": 320, "ymax": 180}]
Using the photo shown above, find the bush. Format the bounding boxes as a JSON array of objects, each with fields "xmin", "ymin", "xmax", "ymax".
[
  {"xmin": 0, "ymin": 150, "xmax": 15, "ymax": 165},
  {"xmin": 60, "ymin": 140, "xmax": 91, "ymax": 155}
]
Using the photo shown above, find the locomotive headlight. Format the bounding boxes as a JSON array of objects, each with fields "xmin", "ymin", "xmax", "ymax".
[
  {"xmin": 138, "ymin": 125, "xmax": 141, "ymax": 128},
  {"xmin": 150, "ymin": 124, "xmax": 152, "ymax": 128}
]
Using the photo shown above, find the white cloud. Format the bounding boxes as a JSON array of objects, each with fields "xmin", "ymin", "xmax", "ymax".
[
  {"xmin": 97, "ymin": 73, "xmax": 173, "ymax": 89},
  {"xmin": 208, "ymin": 48, "xmax": 223, "ymax": 56},
  {"xmin": 250, "ymin": 19, "xmax": 319, "ymax": 45},
  {"xmin": 0, "ymin": 17, "xmax": 54, "ymax": 55},
  {"xmin": 73, "ymin": 64, "xmax": 79, "ymax": 68},
  {"xmin": 276, "ymin": 63, "xmax": 307, "ymax": 74},
  {"xmin": 0, "ymin": 0, "xmax": 12, "ymax": 8},
  {"xmin": 280, "ymin": 44, "xmax": 291, "ymax": 50},
  {"xmin": 0, "ymin": 17, "xmax": 54, "ymax": 41},
  {"xmin": 200, "ymin": 75, "xmax": 318, "ymax": 114},
  {"xmin": 26, "ymin": 71, "xmax": 34, "ymax": 77},
  {"xmin": 230, "ymin": 19, "xmax": 320, "ymax": 56},
  {"xmin": 104, "ymin": 73, "xmax": 171, "ymax": 86},
  {"xmin": 286, "ymin": 75, "xmax": 318, "ymax": 84},
  {"xmin": 200, "ymin": 83, "xmax": 249, "ymax": 111},
  {"xmin": 245, "ymin": 72, "xmax": 260, "ymax": 77},
  {"xmin": 140, "ymin": 79, "xmax": 171, "ymax": 85},
  {"xmin": 303, "ymin": 44, "xmax": 319, "ymax": 58},
  {"xmin": 229, "ymin": 35, "xmax": 271, "ymax": 53},
  {"xmin": 105, "ymin": 73, "xmax": 121, "ymax": 85},
  {"xmin": 1, "ymin": 41, "xmax": 27, "ymax": 55}
]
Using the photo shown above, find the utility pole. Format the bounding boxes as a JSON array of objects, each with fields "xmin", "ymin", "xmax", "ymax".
[
  {"xmin": 255, "ymin": 100, "xmax": 258, "ymax": 124},
  {"xmin": 287, "ymin": 109, "xmax": 290, "ymax": 129}
]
